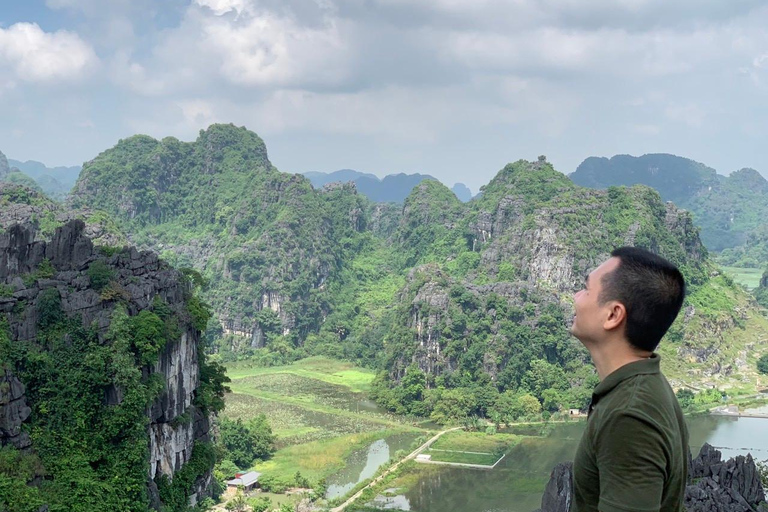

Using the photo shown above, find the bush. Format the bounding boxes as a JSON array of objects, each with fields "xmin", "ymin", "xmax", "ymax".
[
  {"xmin": 87, "ymin": 260, "xmax": 115, "ymax": 291},
  {"xmin": 37, "ymin": 288, "xmax": 63, "ymax": 329},
  {"xmin": 758, "ymin": 354, "xmax": 768, "ymax": 375}
]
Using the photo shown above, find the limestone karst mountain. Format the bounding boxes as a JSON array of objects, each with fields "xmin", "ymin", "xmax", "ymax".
[
  {"xmin": 0, "ymin": 220, "xmax": 226, "ymax": 510},
  {"xmin": 303, "ymin": 168, "xmax": 473, "ymax": 203},
  {"xmin": 570, "ymin": 153, "xmax": 768, "ymax": 264},
  {"xmin": 64, "ymin": 127, "xmax": 768, "ymax": 418}
]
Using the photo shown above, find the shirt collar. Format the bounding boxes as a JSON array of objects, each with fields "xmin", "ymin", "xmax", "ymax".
[{"xmin": 589, "ymin": 353, "xmax": 661, "ymax": 411}]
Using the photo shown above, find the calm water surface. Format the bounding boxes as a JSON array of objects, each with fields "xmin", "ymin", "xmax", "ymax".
[
  {"xmin": 325, "ymin": 432, "xmax": 419, "ymax": 499},
  {"xmin": 365, "ymin": 415, "xmax": 768, "ymax": 512}
]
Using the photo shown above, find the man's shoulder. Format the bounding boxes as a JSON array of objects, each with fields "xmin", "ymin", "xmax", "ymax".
[{"xmin": 595, "ymin": 372, "xmax": 680, "ymax": 424}]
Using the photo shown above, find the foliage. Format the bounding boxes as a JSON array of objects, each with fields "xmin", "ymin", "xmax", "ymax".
[
  {"xmin": 86, "ymin": 260, "xmax": 115, "ymax": 291},
  {"xmin": 758, "ymin": 354, "xmax": 768, "ymax": 375},
  {"xmin": 218, "ymin": 416, "xmax": 276, "ymax": 468},
  {"xmin": 0, "ymin": 446, "xmax": 45, "ymax": 512},
  {"xmin": 0, "ymin": 261, "xmax": 222, "ymax": 509}
]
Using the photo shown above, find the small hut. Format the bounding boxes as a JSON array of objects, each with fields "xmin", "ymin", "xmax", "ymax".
[{"xmin": 226, "ymin": 471, "xmax": 261, "ymax": 494}]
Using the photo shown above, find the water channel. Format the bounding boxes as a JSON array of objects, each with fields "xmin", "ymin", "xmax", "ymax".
[{"xmin": 329, "ymin": 414, "xmax": 768, "ymax": 511}]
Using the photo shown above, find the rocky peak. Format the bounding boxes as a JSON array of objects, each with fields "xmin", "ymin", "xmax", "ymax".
[
  {"xmin": 729, "ymin": 167, "xmax": 768, "ymax": 192},
  {"xmin": 0, "ymin": 149, "xmax": 9, "ymax": 179},
  {"xmin": 195, "ymin": 123, "xmax": 272, "ymax": 173}
]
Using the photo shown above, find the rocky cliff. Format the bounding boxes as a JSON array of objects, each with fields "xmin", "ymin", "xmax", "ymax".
[
  {"xmin": 536, "ymin": 444, "xmax": 766, "ymax": 512},
  {"xmin": 0, "ymin": 220, "xmax": 222, "ymax": 510},
  {"xmin": 67, "ymin": 125, "xmax": 369, "ymax": 349},
  {"xmin": 0, "ymin": 150, "xmax": 9, "ymax": 180},
  {"xmin": 378, "ymin": 159, "xmax": 765, "ymax": 402}
]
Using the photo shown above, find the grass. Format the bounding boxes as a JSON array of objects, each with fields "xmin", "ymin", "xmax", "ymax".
[
  {"xmin": 258, "ymin": 430, "xmax": 404, "ymax": 483},
  {"xmin": 426, "ymin": 451, "xmax": 501, "ymax": 465},
  {"xmin": 429, "ymin": 430, "xmax": 519, "ymax": 453},
  {"xmin": 721, "ymin": 266, "xmax": 764, "ymax": 290},
  {"xmin": 223, "ymin": 392, "xmax": 393, "ymax": 447},
  {"xmin": 221, "ymin": 356, "xmax": 431, "ymax": 500},
  {"xmin": 225, "ymin": 356, "xmax": 376, "ymax": 393}
]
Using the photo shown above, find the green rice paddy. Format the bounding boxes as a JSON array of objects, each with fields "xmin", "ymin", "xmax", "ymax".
[{"xmin": 222, "ymin": 356, "xmax": 428, "ymax": 486}]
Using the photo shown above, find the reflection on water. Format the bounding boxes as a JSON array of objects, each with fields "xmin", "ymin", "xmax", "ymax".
[
  {"xmin": 326, "ymin": 433, "xmax": 419, "ymax": 499},
  {"xmin": 367, "ymin": 415, "xmax": 768, "ymax": 512},
  {"xmin": 371, "ymin": 494, "xmax": 412, "ymax": 510},
  {"xmin": 688, "ymin": 416, "xmax": 768, "ymax": 459}
]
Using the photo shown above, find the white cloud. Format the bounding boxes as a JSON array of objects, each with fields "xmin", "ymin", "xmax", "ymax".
[
  {"xmin": 0, "ymin": 23, "xmax": 97, "ymax": 82},
  {"xmin": 194, "ymin": 0, "xmax": 256, "ymax": 17},
  {"xmin": 665, "ymin": 103, "xmax": 706, "ymax": 128}
]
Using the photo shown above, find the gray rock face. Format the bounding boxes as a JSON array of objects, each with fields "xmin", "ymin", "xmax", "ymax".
[
  {"xmin": 536, "ymin": 444, "xmax": 765, "ymax": 512},
  {"xmin": 535, "ymin": 462, "xmax": 573, "ymax": 512},
  {"xmin": 0, "ymin": 220, "xmax": 213, "ymax": 506},
  {"xmin": 0, "ymin": 150, "xmax": 9, "ymax": 179},
  {"xmin": 0, "ymin": 368, "xmax": 31, "ymax": 449},
  {"xmin": 687, "ymin": 443, "xmax": 765, "ymax": 511}
]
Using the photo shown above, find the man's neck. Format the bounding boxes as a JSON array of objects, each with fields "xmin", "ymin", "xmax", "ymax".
[{"xmin": 587, "ymin": 339, "xmax": 653, "ymax": 381}]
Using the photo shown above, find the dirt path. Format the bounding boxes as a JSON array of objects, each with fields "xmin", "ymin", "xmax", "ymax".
[{"xmin": 329, "ymin": 426, "xmax": 462, "ymax": 512}]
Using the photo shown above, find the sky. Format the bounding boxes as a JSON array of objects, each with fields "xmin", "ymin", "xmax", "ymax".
[{"xmin": 1, "ymin": 0, "xmax": 768, "ymax": 193}]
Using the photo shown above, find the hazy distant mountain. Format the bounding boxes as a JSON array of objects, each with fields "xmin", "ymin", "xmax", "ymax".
[
  {"xmin": 451, "ymin": 182, "xmax": 472, "ymax": 202},
  {"xmin": 303, "ymin": 169, "xmax": 473, "ymax": 203},
  {"xmin": 570, "ymin": 153, "xmax": 768, "ymax": 262},
  {"xmin": 4, "ymin": 157, "xmax": 81, "ymax": 200}
]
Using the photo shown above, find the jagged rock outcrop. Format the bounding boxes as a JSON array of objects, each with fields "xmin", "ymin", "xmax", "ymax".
[
  {"xmin": 0, "ymin": 150, "xmax": 9, "ymax": 179},
  {"xmin": 536, "ymin": 444, "xmax": 765, "ymax": 512},
  {"xmin": 688, "ymin": 443, "xmax": 765, "ymax": 511},
  {"xmin": 0, "ymin": 368, "xmax": 31, "ymax": 449},
  {"xmin": 534, "ymin": 462, "xmax": 573, "ymax": 512},
  {"xmin": 0, "ymin": 182, "xmax": 127, "ymax": 246},
  {"xmin": 0, "ymin": 220, "xmax": 213, "ymax": 507}
]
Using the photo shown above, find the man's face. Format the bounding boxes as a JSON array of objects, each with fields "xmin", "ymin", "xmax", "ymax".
[{"xmin": 570, "ymin": 257, "xmax": 621, "ymax": 345}]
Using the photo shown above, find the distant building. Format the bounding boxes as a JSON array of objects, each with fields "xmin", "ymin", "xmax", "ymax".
[
  {"xmin": 226, "ymin": 471, "xmax": 261, "ymax": 494},
  {"xmin": 569, "ymin": 409, "xmax": 582, "ymax": 416}
]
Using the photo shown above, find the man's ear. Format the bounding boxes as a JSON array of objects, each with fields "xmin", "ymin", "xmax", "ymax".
[{"xmin": 603, "ymin": 302, "xmax": 626, "ymax": 331}]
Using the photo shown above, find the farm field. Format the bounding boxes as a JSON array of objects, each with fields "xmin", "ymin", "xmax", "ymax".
[
  {"xmin": 721, "ymin": 266, "xmax": 764, "ymax": 290},
  {"xmin": 425, "ymin": 430, "xmax": 520, "ymax": 465},
  {"xmin": 222, "ymin": 357, "xmax": 429, "ymax": 489}
]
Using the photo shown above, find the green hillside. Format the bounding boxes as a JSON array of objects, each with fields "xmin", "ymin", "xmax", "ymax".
[
  {"xmin": 67, "ymin": 129, "xmax": 768, "ymax": 419},
  {"xmin": 570, "ymin": 154, "xmax": 768, "ymax": 264}
]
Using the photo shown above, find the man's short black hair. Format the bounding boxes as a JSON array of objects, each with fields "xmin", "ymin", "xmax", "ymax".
[{"xmin": 599, "ymin": 246, "xmax": 686, "ymax": 352}]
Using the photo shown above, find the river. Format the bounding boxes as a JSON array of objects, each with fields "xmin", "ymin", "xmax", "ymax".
[{"xmin": 334, "ymin": 414, "xmax": 768, "ymax": 511}]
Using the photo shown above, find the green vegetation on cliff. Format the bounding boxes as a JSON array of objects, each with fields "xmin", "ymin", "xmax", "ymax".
[{"xmin": 0, "ymin": 224, "xmax": 227, "ymax": 511}]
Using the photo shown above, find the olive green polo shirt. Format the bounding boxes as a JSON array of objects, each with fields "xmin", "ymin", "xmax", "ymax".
[{"xmin": 573, "ymin": 354, "xmax": 689, "ymax": 512}]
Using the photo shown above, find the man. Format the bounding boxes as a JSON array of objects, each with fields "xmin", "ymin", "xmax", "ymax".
[{"xmin": 571, "ymin": 247, "xmax": 689, "ymax": 512}]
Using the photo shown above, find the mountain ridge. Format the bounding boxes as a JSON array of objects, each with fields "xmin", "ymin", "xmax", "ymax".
[{"xmin": 570, "ymin": 153, "xmax": 768, "ymax": 262}]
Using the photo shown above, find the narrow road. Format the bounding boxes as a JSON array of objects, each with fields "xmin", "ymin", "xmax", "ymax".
[{"xmin": 329, "ymin": 427, "xmax": 462, "ymax": 512}]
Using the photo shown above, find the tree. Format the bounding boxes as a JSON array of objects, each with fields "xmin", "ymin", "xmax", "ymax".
[
  {"xmin": 517, "ymin": 393, "xmax": 542, "ymax": 417},
  {"xmin": 218, "ymin": 415, "xmax": 275, "ymax": 468},
  {"xmin": 429, "ymin": 388, "xmax": 474, "ymax": 424},
  {"xmin": 676, "ymin": 389, "xmax": 695, "ymax": 409},
  {"xmin": 758, "ymin": 354, "xmax": 768, "ymax": 375},
  {"xmin": 225, "ymin": 489, "xmax": 248, "ymax": 512},
  {"xmin": 541, "ymin": 388, "xmax": 562, "ymax": 413}
]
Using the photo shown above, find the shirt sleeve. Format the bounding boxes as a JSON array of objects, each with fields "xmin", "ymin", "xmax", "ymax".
[{"xmin": 596, "ymin": 412, "xmax": 668, "ymax": 512}]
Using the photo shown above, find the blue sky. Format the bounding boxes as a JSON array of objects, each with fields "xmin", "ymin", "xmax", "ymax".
[{"xmin": 1, "ymin": 0, "xmax": 768, "ymax": 192}]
